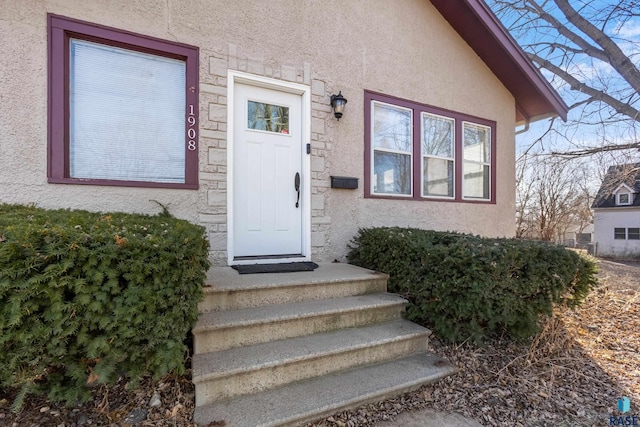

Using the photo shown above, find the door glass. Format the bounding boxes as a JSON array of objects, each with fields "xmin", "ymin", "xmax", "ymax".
[{"xmin": 248, "ymin": 101, "xmax": 289, "ymax": 133}]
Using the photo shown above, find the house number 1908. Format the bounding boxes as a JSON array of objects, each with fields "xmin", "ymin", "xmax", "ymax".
[{"xmin": 187, "ymin": 104, "xmax": 197, "ymax": 151}]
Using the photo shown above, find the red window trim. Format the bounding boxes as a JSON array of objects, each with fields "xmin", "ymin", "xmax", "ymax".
[
  {"xmin": 47, "ymin": 14, "xmax": 200, "ymax": 189},
  {"xmin": 364, "ymin": 90, "xmax": 497, "ymax": 204}
]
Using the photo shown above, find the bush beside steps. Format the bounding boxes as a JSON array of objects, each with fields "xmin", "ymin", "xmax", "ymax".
[
  {"xmin": 347, "ymin": 227, "xmax": 598, "ymax": 344},
  {"xmin": 0, "ymin": 204, "xmax": 210, "ymax": 411}
]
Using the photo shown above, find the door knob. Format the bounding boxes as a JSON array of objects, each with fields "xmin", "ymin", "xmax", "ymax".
[{"xmin": 294, "ymin": 172, "xmax": 301, "ymax": 208}]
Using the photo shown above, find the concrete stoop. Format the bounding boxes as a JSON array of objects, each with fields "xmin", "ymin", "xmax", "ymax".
[{"xmin": 192, "ymin": 263, "xmax": 456, "ymax": 427}]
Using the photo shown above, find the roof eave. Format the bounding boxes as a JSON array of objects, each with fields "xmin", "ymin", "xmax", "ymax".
[{"xmin": 430, "ymin": 0, "xmax": 569, "ymax": 124}]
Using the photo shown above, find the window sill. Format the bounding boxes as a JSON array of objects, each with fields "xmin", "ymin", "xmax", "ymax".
[
  {"xmin": 48, "ymin": 177, "xmax": 198, "ymax": 190},
  {"xmin": 365, "ymin": 194, "xmax": 495, "ymax": 204}
]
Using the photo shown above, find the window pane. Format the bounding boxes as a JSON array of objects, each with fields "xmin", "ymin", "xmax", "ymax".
[
  {"xmin": 373, "ymin": 151, "xmax": 411, "ymax": 195},
  {"xmin": 463, "ymin": 161, "xmax": 489, "ymax": 199},
  {"xmin": 628, "ymin": 228, "xmax": 640, "ymax": 240},
  {"xmin": 614, "ymin": 228, "xmax": 626, "ymax": 239},
  {"xmin": 423, "ymin": 158, "xmax": 453, "ymax": 197},
  {"xmin": 248, "ymin": 101, "xmax": 289, "ymax": 133},
  {"xmin": 619, "ymin": 193, "xmax": 630, "ymax": 204},
  {"xmin": 463, "ymin": 123, "xmax": 490, "ymax": 163},
  {"xmin": 373, "ymin": 103, "xmax": 412, "ymax": 152},
  {"xmin": 422, "ymin": 113, "xmax": 454, "ymax": 158},
  {"xmin": 69, "ymin": 39, "xmax": 186, "ymax": 183}
]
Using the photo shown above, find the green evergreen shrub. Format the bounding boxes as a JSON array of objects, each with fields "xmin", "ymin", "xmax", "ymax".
[
  {"xmin": 347, "ymin": 227, "xmax": 598, "ymax": 344},
  {"xmin": 0, "ymin": 204, "xmax": 210, "ymax": 409}
]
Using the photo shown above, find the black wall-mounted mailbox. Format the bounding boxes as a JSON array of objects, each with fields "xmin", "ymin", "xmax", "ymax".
[{"xmin": 331, "ymin": 176, "xmax": 359, "ymax": 189}]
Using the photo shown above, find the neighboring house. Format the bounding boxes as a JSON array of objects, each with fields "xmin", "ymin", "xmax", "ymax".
[
  {"xmin": 0, "ymin": 0, "xmax": 567, "ymax": 267},
  {"xmin": 592, "ymin": 164, "xmax": 640, "ymax": 257},
  {"xmin": 560, "ymin": 223, "xmax": 593, "ymax": 248}
]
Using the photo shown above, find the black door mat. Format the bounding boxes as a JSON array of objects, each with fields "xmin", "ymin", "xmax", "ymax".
[{"xmin": 232, "ymin": 262, "xmax": 319, "ymax": 274}]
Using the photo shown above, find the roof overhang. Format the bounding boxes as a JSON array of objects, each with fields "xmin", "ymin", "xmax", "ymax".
[{"xmin": 430, "ymin": 0, "xmax": 569, "ymax": 125}]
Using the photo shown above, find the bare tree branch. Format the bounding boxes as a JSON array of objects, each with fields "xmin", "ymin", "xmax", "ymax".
[
  {"xmin": 550, "ymin": 142, "xmax": 640, "ymax": 158},
  {"xmin": 552, "ymin": 0, "xmax": 640, "ymax": 94},
  {"xmin": 489, "ymin": 0, "xmax": 640, "ymax": 157},
  {"xmin": 524, "ymin": 0, "xmax": 611, "ymax": 62},
  {"xmin": 529, "ymin": 52, "xmax": 640, "ymax": 121}
]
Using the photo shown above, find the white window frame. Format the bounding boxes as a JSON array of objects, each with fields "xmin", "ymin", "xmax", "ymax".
[
  {"xmin": 628, "ymin": 227, "xmax": 640, "ymax": 240},
  {"xmin": 421, "ymin": 112, "xmax": 455, "ymax": 199},
  {"xmin": 462, "ymin": 121, "xmax": 491, "ymax": 201},
  {"xmin": 370, "ymin": 101, "xmax": 414, "ymax": 197},
  {"xmin": 617, "ymin": 192, "xmax": 632, "ymax": 205}
]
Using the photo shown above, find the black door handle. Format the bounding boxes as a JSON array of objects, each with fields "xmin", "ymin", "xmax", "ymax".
[{"xmin": 294, "ymin": 172, "xmax": 300, "ymax": 208}]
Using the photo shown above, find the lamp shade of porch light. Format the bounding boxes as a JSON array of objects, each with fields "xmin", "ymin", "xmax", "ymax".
[{"xmin": 330, "ymin": 91, "xmax": 347, "ymax": 120}]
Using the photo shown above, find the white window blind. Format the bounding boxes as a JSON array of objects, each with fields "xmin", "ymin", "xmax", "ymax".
[{"xmin": 69, "ymin": 39, "xmax": 186, "ymax": 183}]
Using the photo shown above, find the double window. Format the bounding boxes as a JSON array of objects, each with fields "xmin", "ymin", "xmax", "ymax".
[
  {"xmin": 364, "ymin": 91, "xmax": 495, "ymax": 202},
  {"xmin": 48, "ymin": 14, "xmax": 199, "ymax": 188},
  {"xmin": 615, "ymin": 227, "xmax": 640, "ymax": 240}
]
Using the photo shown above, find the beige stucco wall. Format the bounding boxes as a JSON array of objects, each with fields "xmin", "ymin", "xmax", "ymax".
[{"xmin": 0, "ymin": 0, "xmax": 516, "ymax": 265}]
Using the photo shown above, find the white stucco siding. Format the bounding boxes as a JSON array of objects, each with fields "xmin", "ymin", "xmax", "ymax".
[
  {"xmin": 1, "ymin": 0, "xmax": 517, "ymax": 265},
  {"xmin": 593, "ymin": 208, "xmax": 640, "ymax": 257}
]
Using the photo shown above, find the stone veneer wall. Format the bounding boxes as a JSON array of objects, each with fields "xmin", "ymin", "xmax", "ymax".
[{"xmin": 198, "ymin": 44, "xmax": 334, "ymax": 265}]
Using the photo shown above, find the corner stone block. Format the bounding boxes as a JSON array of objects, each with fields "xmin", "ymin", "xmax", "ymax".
[
  {"xmin": 208, "ymin": 103, "xmax": 226, "ymax": 121},
  {"xmin": 209, "ymin": 57, "xmax": 228, "ymax": 77},
  {"xmin": 311, "ymin": 231, "xmax": 326, "ymax": 247},
  {"xmin": 281, "ymin": 65, "xmax": 297, "ymax": 82},
  {"xmin": 207, "ymin": 190, "xmax": 226, "ymax": 206},
  {"xmin": 208, "ymin": 148, "xmax": 226, "ymax": 165},
  {"xmin": 303, "ymin": 62, "xmax": 311, "ymax": 85},
  {"xmin": 311, "ymin": 156, "xmax": 325, "ymax": 172},
  {"xmin": 311, "ymin": 117, "xmax": 326, "ymax": 135},
  {"xmin": 248, "ymin": 58, "xmax": 264, "ymax": 75},
  {"xmin": 209, "ymin": 232, "xmax": 227, "ymax": 251},
  {"xmin": 311, "ymin": 79, "xmax": 325, "ymax": 96},
  {"xmin": 311, "ymin": 194, "xmax": 325, "ymax": 210},
  {"xmin": 199, "ymin": 214, "xmax": 226, "ymax": 224}
]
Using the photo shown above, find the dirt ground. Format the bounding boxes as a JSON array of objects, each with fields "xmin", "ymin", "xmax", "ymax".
[
  {"xmin": 1, "ymin": 257, "xmax": 638, "ymax": 426},
  {"xmin": 595, "ymin": 258, "xmax": 640, "ymax": 291}
]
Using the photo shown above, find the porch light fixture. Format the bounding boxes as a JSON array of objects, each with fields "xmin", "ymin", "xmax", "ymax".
[{"xmin": 330, "ymin": 91, "xmax": 348, "ymax": 120}]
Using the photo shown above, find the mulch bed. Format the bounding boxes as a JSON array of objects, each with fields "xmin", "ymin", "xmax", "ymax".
[
  {"xmin": 1, "ymin": 259, "xmax": 638, "ymax": 427},
  {"xmin": 308, "ymin": 259, "xmax": 640, "ymax": 426}
]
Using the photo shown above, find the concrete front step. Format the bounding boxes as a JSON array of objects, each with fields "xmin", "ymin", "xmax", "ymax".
[
  {"xmin": 193, "ymin": 293, "xmax": 407, "ymax": 354},
  {"xmin": 199, "ymin": 263, "xmax": 388, "ymax": 312},
  {"xmin": 193, "ymin": 352, "xmax": 458, "ymax": 427},
  {"xmin": 192, "ymin": 320, "xmax": 430, "ymax": 404}
]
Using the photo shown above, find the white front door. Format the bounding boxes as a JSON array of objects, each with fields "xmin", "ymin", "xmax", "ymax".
[{"xmin": 233, "ymin": 83, "xmax": 304, "ymax": 259}]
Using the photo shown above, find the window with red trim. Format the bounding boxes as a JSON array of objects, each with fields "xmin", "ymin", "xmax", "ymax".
[
  {"xmin": 48, "ymin": 14, "xmax": 199, "ymax": 189},
  {"xmin": 364, "ymin": 91, "xmax": 496, "ymax": 203}
]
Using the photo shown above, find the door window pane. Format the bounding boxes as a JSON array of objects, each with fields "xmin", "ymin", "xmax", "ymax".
[
  {"xmin": 247, "ymin": 101, "xmax": 289, "ymax": 133},
  {"xmin": 69, "ymin": 39, "xmax": 186, "ymax": 183},
  {"xmin": 373, "ymin": 152, "xmax": 412, "ymax": 195}
]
